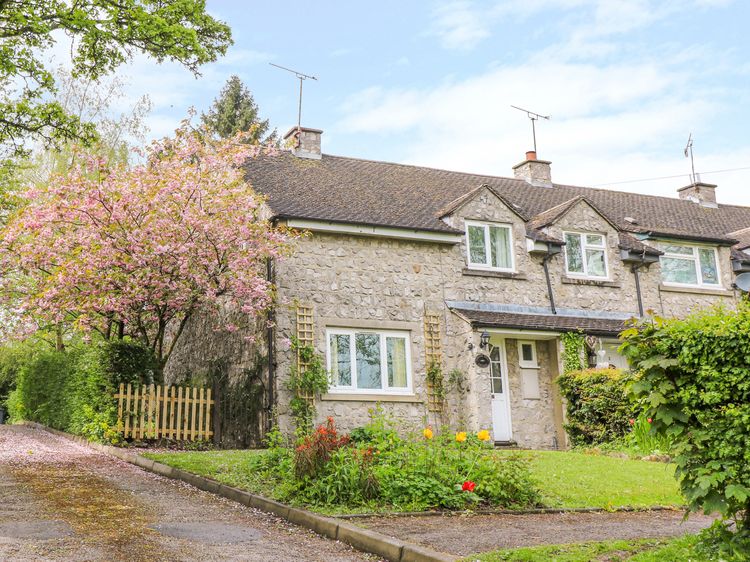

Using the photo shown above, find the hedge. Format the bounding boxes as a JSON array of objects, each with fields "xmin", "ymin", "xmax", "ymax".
[
  {"xmin": 556, "ymin": 367, "xmax": 637, "ymax": 446},
  {"xmin": 5, "ymin": 340, "xmax": 155, "ymax": 443}
]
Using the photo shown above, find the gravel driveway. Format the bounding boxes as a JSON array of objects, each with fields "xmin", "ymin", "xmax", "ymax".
[{"xmin": 0, "ymin": 424, "xmax": 373, "ymax": 562}]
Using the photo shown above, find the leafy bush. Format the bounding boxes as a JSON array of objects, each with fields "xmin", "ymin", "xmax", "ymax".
[
  {"xmin": 6, "ymin": 342, "xmax": 123, "ymax": 443},
  {"xmin": 99, "ymin": 339, "xmax": 157, "ymax": 387},
  {"xmin": 0, "ymin": 341, "xmax": 32, "ymax": 406},
  {"xmin": 556, "ymin": 367, "xmax": 637, "ymax": 446},
  {"xmin": 620, "ymin": 304, "xmax": 750, "ymax": 554},
  {"xmin": 256, "ymin": 414, "xmax": 541, "ymax": 512}
]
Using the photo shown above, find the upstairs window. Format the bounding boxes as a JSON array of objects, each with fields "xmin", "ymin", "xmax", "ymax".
[
  {"xmin": 660, "ymin": 243, "xmax": 720, "ymax": 287},
  {"xmin": 564, "ymin": 232, "xmax": 608, "ymax": 278},
  {"xmin": 465, "ymin": 221, "xmax": 514, "ymax": 271},
  {"xmin": 327, "ymin": 329, "xmax": 412, "ymax": 394}
]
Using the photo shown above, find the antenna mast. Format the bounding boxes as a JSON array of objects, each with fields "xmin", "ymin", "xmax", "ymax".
[
  {"xmin": 269, "ymin": 63, "xmax": 318, "ymax": 132},
  {"xmin": 511, "ymin": 105, "xmax": 550, "ymax": 154},
  {"xmin": 684, "ymin": 133, "xmax": 696, "ymax": 184}
]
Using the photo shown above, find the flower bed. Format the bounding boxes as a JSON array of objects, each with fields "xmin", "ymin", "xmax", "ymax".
[{"xmin": 251, "ymin": 416, "xmax": 541, "ymax": 512}]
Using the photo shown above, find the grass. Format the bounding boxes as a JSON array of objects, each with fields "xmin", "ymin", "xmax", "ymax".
[
  {"xmin": 498, "ymin": 450, "xmax": 683, "ymax": 509},
  {"xmin": 462, "ymin": 535, "xmax": 708, "ymax": 562},
  {"xmin": 144, "ymin": 448, "xmax": 684, "ymax": 513}
]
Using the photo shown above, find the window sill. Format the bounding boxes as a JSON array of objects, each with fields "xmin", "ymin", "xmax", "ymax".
[
  {"xmin": 562, "ymin": 276, "xmax": 620, "ymax": 287},
  {"xmin": 462, "ymin": 268, "xmax": 527, "ymax": 280},
  {"xmin": 321, "ymin": 393, "xmax": 422, "ymax": 403},
  {"xmin": 659, "ymin": 284, "xmax": 733, "ymax": 296}
]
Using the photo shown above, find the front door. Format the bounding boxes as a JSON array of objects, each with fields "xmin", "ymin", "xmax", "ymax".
[{"xmin": 489, "ymin": 342, "xmax": 512, "ymax": 442}]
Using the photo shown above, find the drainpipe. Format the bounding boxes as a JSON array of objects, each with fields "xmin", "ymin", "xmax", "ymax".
[
  {"xmin": 631, "ymin": 263, "xmax": 645, "ymax": 317},
  {"xmin": 542, "ymin": 253, "xmax": 557, "ymax": 315},
  {"xmin": 266, "ymin": 256, "xmax": 276, "ymax": 433}
]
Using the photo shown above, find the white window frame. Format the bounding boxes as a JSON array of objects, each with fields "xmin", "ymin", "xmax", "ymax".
[
  {"xmin": 465, "ymin": 220, "xmax": 515, "ymax": 272},
  {"xmin": 325, "ymin": 328, "xmax": 413, "ymax": 394},
  {"xmin": 659, "ymin": 243, "xmax": 721, "ymax": 288},
  {"xmin": 517, "ymin": 340, "xmax": 538, "ymax": 369},
  {"xmin": 563, "ymin": 231, "xmax": 609, "ymax": 279}
]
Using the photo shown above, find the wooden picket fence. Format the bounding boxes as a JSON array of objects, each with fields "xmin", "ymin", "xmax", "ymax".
[{"xmin": 115, "ymin": 383, "xmax": 214, "ymax": 441}]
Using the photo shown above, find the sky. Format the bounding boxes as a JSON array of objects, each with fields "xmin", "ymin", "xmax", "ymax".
[{"xmin": 74, "ymin": 0, "xmax": 750, "ymax": 205}]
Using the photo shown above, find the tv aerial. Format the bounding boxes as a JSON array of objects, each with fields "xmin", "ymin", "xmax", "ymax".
[
  {"xmin": 511, "ymin": 105, "xmax": 550, "ymax": 154},
  {"xmin": 684, "ymin": 133, "xmax": 697, "ymax": 184},
  {"xmin": 269, "ymin": 63, "xmax": 318, "ymax": 132}
]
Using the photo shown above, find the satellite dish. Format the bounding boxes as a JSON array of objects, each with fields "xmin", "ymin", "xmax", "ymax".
[{"xmin": 733, "ymin": 272, "xmax": 750, "ymax": 292}]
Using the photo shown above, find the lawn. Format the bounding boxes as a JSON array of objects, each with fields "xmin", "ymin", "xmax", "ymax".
[
  {"xmin": 463, "ymin": 535, "xmax": 708, "ymax": 562},
  {"xmin": 500, "ymin": 450, "xmax": 683, "ymax": 509},
  {"xmin": 144, "ymin": 448, "xmax": 684, "ymax": 512}
]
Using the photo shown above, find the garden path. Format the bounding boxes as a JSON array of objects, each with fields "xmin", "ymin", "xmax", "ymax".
[
  {"xmin": 358, "ymin": 510, "xmax": 717, "ymax": 557},
  {"xmin": 0, "ymin": 424, "xmax": 373, "ymax": 561}
]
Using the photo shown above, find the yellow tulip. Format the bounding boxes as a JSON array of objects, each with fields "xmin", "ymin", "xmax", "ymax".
[
  {"xmin": 423, "ymin": 427, "xmax": 434, "ymax": 440},
  {"xmin": 477, "ymin": 430, "xmax": 491, "ymax": 442},
  {"xmin": 455, "ymin": 431, "xmax": 467, "ymax": 443}
]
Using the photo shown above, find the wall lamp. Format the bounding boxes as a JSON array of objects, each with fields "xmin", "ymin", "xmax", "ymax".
[{"xmin": 479, "ymin": 330, "xmax": 490, "ymax": 349}]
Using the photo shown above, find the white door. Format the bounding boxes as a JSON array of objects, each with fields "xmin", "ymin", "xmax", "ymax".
[{"xmin": 489, "ymin": 343, "xmax": 512, "ymax": 442}]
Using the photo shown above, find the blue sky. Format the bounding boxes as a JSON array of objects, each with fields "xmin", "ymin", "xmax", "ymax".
[{"xmin": 110, "ymin": 1, "xmax": 750, "ymax": 204}]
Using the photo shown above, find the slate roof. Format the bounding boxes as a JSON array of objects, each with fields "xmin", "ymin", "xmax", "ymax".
[
  {"xmin": 244, "ymin": 152, "xmax": 750, "ymax": 243},
  {"xmin": 451, "ymin": 307, "xmax": 630, "ymax": 337}
]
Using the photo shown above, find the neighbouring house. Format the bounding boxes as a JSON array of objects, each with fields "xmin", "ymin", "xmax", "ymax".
[{"xmin": 166, "ymin": 126, "xmax": 750, "ymax": 448}]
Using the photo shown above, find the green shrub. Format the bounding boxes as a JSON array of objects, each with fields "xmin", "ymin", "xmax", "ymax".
[
  {"xmin": 621, "ymin": 304, "xmax": 750, "ymax": 553},
  {"xmin": 0, "ymin": 341, "xmax": 33, "ymax": 406},
  {"xmin": 6, "ymin": 342, "xmax": 121, "ymax": 443},
  {"xmin": 99, "ymin": 339, "xmax": 158, "ymax": 387},
  {"xmin": 259, "ymin": 415, "xmax": 541, "ymax": 512},
  {"xmin": 556, "ymin": 367, "xmax": 637, "ymax": 446}
]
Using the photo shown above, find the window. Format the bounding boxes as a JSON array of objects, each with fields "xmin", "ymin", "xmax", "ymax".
[
  {"xmin": 517, "ymin": 341, "xmax": 538, "ymax": 368},
  {"xmin": 659, "ymin": 243, "xmax": 720, "ymax": 287},
  {"xmin": 465, "ymin": 221, "xmax": 514, "ymax": 271},
  {"xmin": 326, "ymin": 329, "xmax": 412, "ymax": 393},
  {"xmin": 564, "ymin": 232, "xmax": 608, "ymax": 278}
]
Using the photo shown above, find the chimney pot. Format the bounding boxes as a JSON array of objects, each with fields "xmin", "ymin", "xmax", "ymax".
[
  {"xmin": 283, "ymin": 126, "xmax": 323, "ymax": 159},
  {"xmin": 526, "ymin": 150, "xmax": 537, "ymax": 161}
]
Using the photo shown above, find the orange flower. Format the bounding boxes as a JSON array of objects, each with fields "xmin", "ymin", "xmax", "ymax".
[
  {"xmin": 477, "ymin": 430, "xmax": 491, "ymax": 442},
  {"xmin": 455, "ymin": 431, "xmax": 467, "ymax": 443},
  {"xmin": 423, "ymin": 427, "xmax": 434, "ymax": 440}
]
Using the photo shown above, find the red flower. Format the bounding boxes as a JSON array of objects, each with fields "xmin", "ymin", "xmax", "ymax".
[
  {"xmin": 647, "ymin": 418, "xmax": 653, "ymax": 424},
  {"xmin": 628, "ymin": 419, "xmax": 635, "ymax": 426},
  {"xmin": 462, "ymin": 481, "xmax": 476, "ymax": 492}
]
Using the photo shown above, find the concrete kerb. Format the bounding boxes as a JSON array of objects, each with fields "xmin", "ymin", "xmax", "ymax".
[{"xmin": 20, "ymin": 422, "xmax": 457, "ymax": 562}]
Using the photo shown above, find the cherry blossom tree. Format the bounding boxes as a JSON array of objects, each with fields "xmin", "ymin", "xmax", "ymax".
[{"xmin": 0, "ymin": 120, "xmax": 294, "ymax": 374}]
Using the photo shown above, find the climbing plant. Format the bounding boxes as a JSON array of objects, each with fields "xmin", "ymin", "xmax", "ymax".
[
  {"xmin": 560, "ymin": 331, "xmax": 585, "ymax": 374},
  {"xmin": 287, "ymin": 336, "xmax": 329, "ymax": 433}
]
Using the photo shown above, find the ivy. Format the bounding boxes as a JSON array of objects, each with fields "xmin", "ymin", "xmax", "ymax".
[
  {"xmin": 287, "ymin": 336, "xmax": 329, "ymax": 433},
  {"xmin": 426, "ymin": 360, "xmax": 446, "ymax": 402},
  {"xmin": 560, "ymin": 331, "xmax": 586, "ymax": 374}
]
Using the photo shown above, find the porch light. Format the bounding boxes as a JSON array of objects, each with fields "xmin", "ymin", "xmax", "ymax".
[{"xmin": 479, "ymin": 330, "xmax": 490, "ymax": 349}]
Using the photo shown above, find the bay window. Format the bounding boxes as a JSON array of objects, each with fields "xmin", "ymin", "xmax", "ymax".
[
  {"xmin": 327, "ymin": 329, "xmax": 412, "ymax": 393},
  {"xmin": 564, "ymin": 232, "xmax": 608, "ymax": 278},
  {"xmin": 660, "ymin": 243, "xmax": 720, "ymax": 287},
  {"xmin": 465, "ymin": 221, "xmax": 514, "ymax": 271}
]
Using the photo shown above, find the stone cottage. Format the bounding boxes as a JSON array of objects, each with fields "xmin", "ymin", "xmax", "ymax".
[{"xmin": 167, "ymin": 126, "xmax": 750, "ymax": 449}]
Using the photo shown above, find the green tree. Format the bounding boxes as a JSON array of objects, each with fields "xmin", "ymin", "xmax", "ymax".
[
  {"xmin": 0, "ymin": 0, "xmax": 232, "ymax": 156},
  {"xmin": 201, "ymin": 75, "xmax": 273, "ymax": 143}
]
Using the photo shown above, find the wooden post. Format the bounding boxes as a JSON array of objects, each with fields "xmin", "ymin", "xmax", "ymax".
[
  {"xmin": 138, "ymin": 385, "xmax": 146, "ymax": 440},
  {"xmin": 169, "ymin": 386, "xmax": 177, "ymax": 439},
  {"xmin": 212, "ymin": 381, "xmax": 221, "ymax": 446},
  {"xmin": 117, "ymin": 383, "xmax": 124, "ymax": 432},
  {"xmin": 190, "ymin": 386, "xmax": 198, "ymax": 441},
  {"xmin": 197, "ymin": 387, "xmax": 204, "ymax": 440},
  {"xmin": 176, "ymin": 386, "xmax": 183, "ymax": 441},
  {"xmin": 154, "ymin": 385, "xmax": 162, "ymax": 440},
  {"xmin": 205, "ymin": 387, "xmax": 213, "ymax": 440},
  {"xmin": 124, "ymin": 383, "xmax": 132, "ymax": 439}
]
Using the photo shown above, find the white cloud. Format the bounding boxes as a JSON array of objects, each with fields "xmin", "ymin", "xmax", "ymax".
[{"xmin": 426, "ymin": 1, "xmax": 492, "ymax": 50}]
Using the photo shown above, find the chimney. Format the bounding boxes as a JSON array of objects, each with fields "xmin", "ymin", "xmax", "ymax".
[
  {"xmin": 283, "ymin": 126, "xmax": 323, "ymax": 160},
  {"xmin": 513, "ymin": 151, "xmax": 552, "ymax": 188},
  {"xmin": 677, "ymin": 181, "xmax": 717, "ymax": 208}
]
